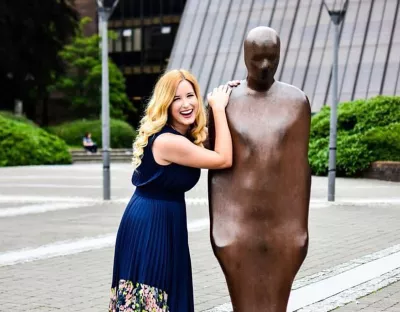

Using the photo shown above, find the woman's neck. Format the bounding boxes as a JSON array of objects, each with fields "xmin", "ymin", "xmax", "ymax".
[{"xmin": 169, "ymin": 122, "xmax": 189, "ymax": 135}]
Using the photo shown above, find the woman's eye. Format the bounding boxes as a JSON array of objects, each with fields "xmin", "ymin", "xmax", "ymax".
[{"xmin": 188, "ymin": 94, "xmax": 194, "ymax": 98}]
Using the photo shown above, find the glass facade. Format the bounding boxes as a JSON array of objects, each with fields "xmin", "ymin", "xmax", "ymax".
[{"xmin": 107, "ymin": 0, "xmax": 187, "ymax": 118}]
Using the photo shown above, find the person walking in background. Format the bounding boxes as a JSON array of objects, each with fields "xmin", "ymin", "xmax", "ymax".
[
  {"xmin": 109, "ymin": 69, "xmax": 233, "ymax": 312},
  {"xmin": 82, "ymin": 132, "xmax": 98, "ymax": 154}
]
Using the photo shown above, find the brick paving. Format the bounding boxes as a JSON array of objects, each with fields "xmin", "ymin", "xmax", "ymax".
[
  {"xmin": 335, "ymin": 279, "xmax": 400, "ymax": 312},
  {"xmin": 0, "ymin": 164, "xmax": 400, "ymax": 311}
]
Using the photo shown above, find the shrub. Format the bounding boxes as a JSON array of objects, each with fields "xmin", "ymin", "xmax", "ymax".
[
  {"xmin": 353, "ymin": 96, "xmax": 400, "ymax": 132},
  {"xmin": 336, "ymin": 134, "xmax": 373, "ymax": 176},
  {"xmin": 0, "ymin": 111, "xmax": 37, "ymax": 126},
  {"xmin": 308, "ymin": 133, "xmax": 373, "ymax": 177},
  {"xmin": 47, "ymin": 119, "xmax": 136, "ymax": 148},
  {"xmin": 309, "ymin": 106, "xmax": 330, "ymax": 139},
  {"xmin": 362, "ymin": 123, "xmax": 400, "ymax": 161},
  {"xmin": 309, "ymin": 95, "xmax": 400, "ymax": 177},
  {"xmin": 0, "ymin": 115, "xmax": 71, "ymax": 167}
]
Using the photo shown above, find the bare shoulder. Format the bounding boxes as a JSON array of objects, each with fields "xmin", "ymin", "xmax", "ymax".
[
  {"xmin": 152, "ymin": 132, "xmax": 191, "ymax": 165},
  {"xmin": 153, "ymin": 132, "xmax": 187, "ymax": 148}
]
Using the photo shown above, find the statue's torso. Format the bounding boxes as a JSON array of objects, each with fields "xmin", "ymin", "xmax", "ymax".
[{"xmin": 209, "ymin": 81, "xmax": 311, "ymax": 246}]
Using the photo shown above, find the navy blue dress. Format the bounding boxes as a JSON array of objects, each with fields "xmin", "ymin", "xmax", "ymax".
[{"xmin": 109, "ymin": 125, "xmax": 200, "ymax": 312}]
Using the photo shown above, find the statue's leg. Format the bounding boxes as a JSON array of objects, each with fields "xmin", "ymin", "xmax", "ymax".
[{"xmin": 213, "ymin": 237, "xmax": 308, "ymax": 312}]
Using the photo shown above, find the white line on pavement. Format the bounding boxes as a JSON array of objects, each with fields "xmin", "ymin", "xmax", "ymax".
[
  {"xmin": 0, "ymin": 176, "xmax": 103, "ymax": 180},
  {"xmin": 312, "ymin": 185, "xmax": 400, "ymax": 189},
  {"xmin": 0, "ymin": 196, "xmax": 209, "ymax": 206},
  {"xmin": 297, "ymin": 268, "xmax": 400, "ymax": 312},
  {"xmin": 0, "ymin": 195, "xmax": 100, "ymax": 203},
  {"xmin": 0, "ymin": 183, "xmax": 127, "ymax": 189},
  {"xmin": 1, "ymin": 195, "xmax": 400, "ymax": 215},
  {"xmin": 0, "ymin": 203, "xmax": 94, "ymax": 218},
  {"xmin": 0, "ymin": 235, "xmax": 115, "ymax": 267},
  {"xmin": 288, "ymin": 249, "xmax": 400, "ymax": 311},
  {"xmin": 292, "ymin": 243, "xmax": 400, "ymax": 289},
  {"xmin": 0, "ymin": 218, "xmax": 209, "ymax": 267},
  {"xmin": 207, "ymin": 246, "xmax": 400, "ymax": 312},
  {"xmin": 326, "ymin": 197, "xmax": 400, "ymax": 206},
  {"xmin": 3, "ymin": 164, "xmax": 132, "ymax": 171}
]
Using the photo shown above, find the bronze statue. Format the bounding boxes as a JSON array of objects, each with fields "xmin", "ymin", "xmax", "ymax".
[{"xmin": 208, "ymin": 26, "xmax": 312, "ymax": 311}]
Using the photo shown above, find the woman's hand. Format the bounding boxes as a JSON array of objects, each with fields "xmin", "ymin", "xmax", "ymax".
[
  {"xmin": 226, "ymin": 80, "xmax": 241, "ymax": 88},
  {"xmin": 207, "ymin": 85, "xmax": 232, "ymax": 112}
]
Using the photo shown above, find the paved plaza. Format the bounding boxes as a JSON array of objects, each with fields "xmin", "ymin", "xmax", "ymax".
[{"xmin": 0, "ymin": 164, "xmax": 400, "ymax": 311}]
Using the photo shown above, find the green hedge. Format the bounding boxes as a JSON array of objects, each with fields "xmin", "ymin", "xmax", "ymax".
[
  {"xmin": 47, "ymin": 119, "xmax": 136, "ymax": 148},
  {"xmin": 309, "ymin": 96, "xmax": 400, "ymax": 177},
  {"xmin": 0, "ymin": 115, "xmax": 71, "ymax": 167},
  {"xmin": 0, "ymin": 110, "xmax": 37, "ymax": 126}
]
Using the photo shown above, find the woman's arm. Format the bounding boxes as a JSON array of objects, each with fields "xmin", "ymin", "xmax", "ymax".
[
  {"xmin": 204, "ymin": 80, "xmax": 239, "ymax": 151},
  {"xmin": 153, "ymin": 86, "xmax": 232, "ymax": 169},
  {"xmin": 153, "ymin": 112, "xmax": 231, "ymax": 169}
]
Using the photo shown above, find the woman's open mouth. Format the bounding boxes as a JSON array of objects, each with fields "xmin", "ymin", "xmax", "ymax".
[{"xmin": 180, "ymin": 109, "xmax": 194, "ymax": 119}]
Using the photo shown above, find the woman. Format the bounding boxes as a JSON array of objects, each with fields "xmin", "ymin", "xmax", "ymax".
[
  {"xmin": 82, "ymin": 132, "xmax": 97, "ymax": 153},
  {"xmin": 109, "ymin": 69, "xmax": 233, "ymax": 312}
]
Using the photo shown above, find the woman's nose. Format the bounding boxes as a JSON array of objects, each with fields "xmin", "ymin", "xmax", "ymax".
[{"xmin": 182, "ymin": 99, "xmax": 191, "ymax": 107}]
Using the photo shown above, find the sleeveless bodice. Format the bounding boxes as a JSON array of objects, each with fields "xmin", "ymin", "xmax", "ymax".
[{"xmin": 132, "ymin": 125, "xmax": 201, "ymax": 201}]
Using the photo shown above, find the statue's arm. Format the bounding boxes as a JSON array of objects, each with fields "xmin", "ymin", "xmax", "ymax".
[
  {"xmin": 304, "ymin": 95, "xmax": 312, "ymax": 201},
  {"xmin": 304, "ymin": 95, "xmax": 311, "ymax": 140}
]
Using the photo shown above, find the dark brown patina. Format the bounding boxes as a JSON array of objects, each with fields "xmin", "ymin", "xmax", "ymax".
[{"xmin": 208, "ymin": 26, "xmax": 312, "ymax": 312}]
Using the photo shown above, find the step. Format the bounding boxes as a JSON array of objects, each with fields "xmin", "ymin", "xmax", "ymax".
[
  {"xmin": 70, "ymin": 148, "xmax": 132, "ymax": 163},
  {"xmin": 72, "ymin": 152, "xmax": 132, "ymax": 157}
]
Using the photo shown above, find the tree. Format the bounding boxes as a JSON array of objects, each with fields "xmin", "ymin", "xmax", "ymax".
[
  {"xmin": 0, "ymin": 0, "xmax": 79, "ymax": 123},
  {"xmin": 50, "ymin": 18, "xmax": 136, "ymax": 120}
]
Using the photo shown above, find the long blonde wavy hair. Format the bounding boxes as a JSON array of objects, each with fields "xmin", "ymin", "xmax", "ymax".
[{"xmin": 132, "ymin": 69, "xmax": 207, "ymax": 170}]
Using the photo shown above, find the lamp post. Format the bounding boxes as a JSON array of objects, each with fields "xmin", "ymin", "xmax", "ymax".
[
  {"xmin": 96, "ymin": 0, "xmax": 119, "ymax": 200},
  {"xmin": 323, "ymin": 0, "xmax": 348, "ymax": 202}
]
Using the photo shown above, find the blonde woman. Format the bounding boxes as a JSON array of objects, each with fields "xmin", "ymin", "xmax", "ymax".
[{"xmin": 109, "ymin": 69, "xmax": 234, "ymax": 312}]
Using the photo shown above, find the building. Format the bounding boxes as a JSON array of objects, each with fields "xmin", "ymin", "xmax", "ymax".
[
  {"xmin": 79, "ymin": 0, "xmax": 399, "ymax": 114},
  {"xmin": 106, "ymin": 0, "xmax": 187, "ymax": 111},
  {"xmin": 169, "ymin": 0, "xmax": 400, "ymax": 111}
]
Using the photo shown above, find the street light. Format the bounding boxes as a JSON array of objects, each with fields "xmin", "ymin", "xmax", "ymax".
[
  {"xmin": 323, "ymin": 0, "xmax": 348, "ymax": 202},
  {"xmin": 96, "ymin": 0, "xmax": 119, "ymax": 200}
]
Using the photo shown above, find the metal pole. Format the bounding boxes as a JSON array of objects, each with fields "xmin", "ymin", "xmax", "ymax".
[
  {"xmin": 328, "ymin": 21, "xmax": 340, "ymax": 202},
  {"xmin": 100, "ymin": 11, "xmax": 111, "ymax": 200}
]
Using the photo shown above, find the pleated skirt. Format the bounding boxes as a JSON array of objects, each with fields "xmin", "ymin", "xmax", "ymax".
[{"xmin": 109, "ymin": 193, "xmax": 194, "ymax": 312}]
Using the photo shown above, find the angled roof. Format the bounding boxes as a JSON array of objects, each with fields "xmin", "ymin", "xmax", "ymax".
[{"xmin": 168, "ymin": 0, "xmax": 400, "ymax": 111}]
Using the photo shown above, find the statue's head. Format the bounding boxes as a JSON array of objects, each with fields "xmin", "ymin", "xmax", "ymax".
[{"xmin": 244, "ymin": 27, "xmax": 280, "ymax": 84}]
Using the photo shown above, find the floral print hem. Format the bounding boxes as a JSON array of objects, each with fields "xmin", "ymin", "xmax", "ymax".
[{"xmin": 109, "ymin": 279, "xmax": 169, "ymax": 312}]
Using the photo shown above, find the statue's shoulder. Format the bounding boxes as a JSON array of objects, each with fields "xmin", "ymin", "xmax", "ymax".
[
  {"xmin": 275, "ymin": 81, "xmax": 310, "ymax": 108},
  {"xmin": 275, "ymin": 81, "xmax": 307, "ymax": 100},
  {"xmin": 229, "ymin": 80, "xmax": 248, "ymax": 101}
]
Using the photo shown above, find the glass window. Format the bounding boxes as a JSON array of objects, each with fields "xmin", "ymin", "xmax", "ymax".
[
  {"xmin": 123, "ymin": 29, "xmax": 133, "ymax": 52},
  {"xmin": 133, "ymin": 28, "xmax": 142, "ymax": 52},
  {"xmin": 115, "ymin": 30, "xmax": 123, "ymax": 52},
  {"xmin": 108, "ymin": 37, "xmax": 113, "ymax": 53}
]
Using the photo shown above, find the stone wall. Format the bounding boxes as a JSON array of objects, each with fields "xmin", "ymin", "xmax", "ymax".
[{"xmin": 362, "ymin": 161, "xmax": 400, "ymax": 182}]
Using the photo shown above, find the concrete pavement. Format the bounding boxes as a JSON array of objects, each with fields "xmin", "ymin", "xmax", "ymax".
[{"xmin": 0, "ymin": 164, "xmax": 399, "ymax": 311}]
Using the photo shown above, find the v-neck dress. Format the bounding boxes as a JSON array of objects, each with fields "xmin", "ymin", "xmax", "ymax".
[{"xmin": 109, "ymin": 125, "xmax": 200, "ymax": 312}]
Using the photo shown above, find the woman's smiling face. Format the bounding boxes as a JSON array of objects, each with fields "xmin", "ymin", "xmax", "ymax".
[{"xmin": 169, "ymin": 79, "xmax": 199, "ymax": 133}]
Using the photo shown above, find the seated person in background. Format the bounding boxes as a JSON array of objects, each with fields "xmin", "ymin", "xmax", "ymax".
[{"xmin": 83, "ymin": 132, "xmax": 98, "ymax": 153}]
